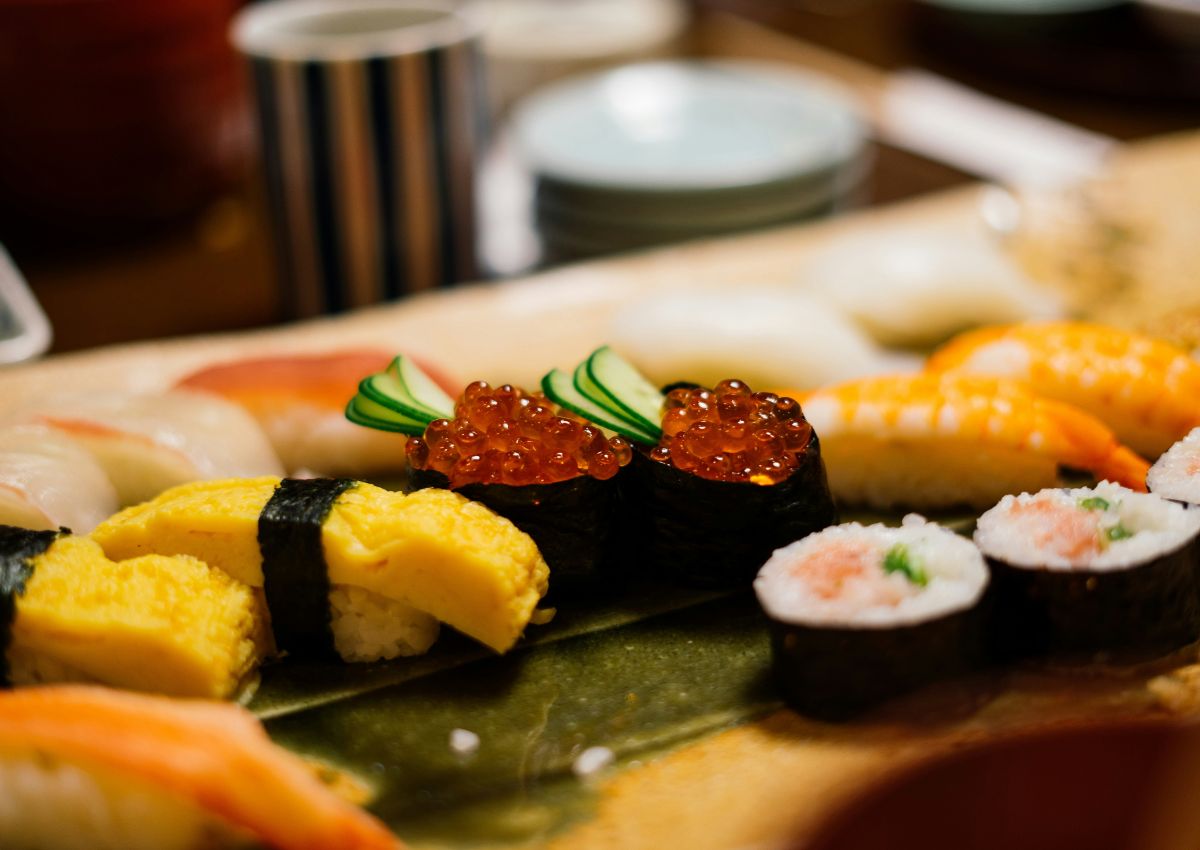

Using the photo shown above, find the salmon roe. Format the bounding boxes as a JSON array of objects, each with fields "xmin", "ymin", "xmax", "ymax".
[
  {"xmin": 406, "ymin": 381, "xmax": 633, "ymax": 487},
  {"xmin": 649, "ymin": 379, "xmax": 812, "ymax": 485}
]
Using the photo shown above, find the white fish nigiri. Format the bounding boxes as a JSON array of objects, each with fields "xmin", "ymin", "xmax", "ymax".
[
  {"xmin": 0, "ymin": 425, "xmax": 117, "ymax": 533},
  {"xmin": 609, "ymin": 289, "xmax": 912, "ymax": 391},
  {"xmin": 5, "ymin": 390, "xmax": 283, "ymax": 506},
  {"xmin": 801, "ymin": 223, "xmax": 1061, "ymax": 348}
]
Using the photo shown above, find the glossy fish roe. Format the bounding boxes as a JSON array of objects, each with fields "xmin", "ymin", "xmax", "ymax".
[
  {"xmin": 407, "ymin": 382, "xmax": 633, "ymax": 487},
  {"xmin": 650, "ymin": 379, "xmax": 813, "ymax": 485}
]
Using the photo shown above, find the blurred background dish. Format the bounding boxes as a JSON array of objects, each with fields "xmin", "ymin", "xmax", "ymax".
[
  {"xmin": 511, "ymin": 60, "xmax": 869, "ymax": 263},
  {"xmin": 0, "ymin": 246, "xmax": 52, "ymax": 365},
  {"xmin": 1137, "ymin": 0, "xmax": 1200, "ymax": 49},
  {"xmin": 802, "ymin": 718, "xmax": 1200, "ymax": 850},
  {"xmin": 479, "ymin": 0, "xmax": 690, "ymax": 119}
]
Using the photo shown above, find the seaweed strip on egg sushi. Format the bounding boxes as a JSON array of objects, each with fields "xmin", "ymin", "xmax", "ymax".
[
  {"xmin": 406, "ymin": 381, "xmax": 634, "ymax": 597},
  {"xmin": 754, "ymin": 517, "xmax": 989, "ymax": 720},
  {"xmin": 975, "ymin": 482, "xmax": 1200, "ymax": 661},
  {"xmin": 628, "ymin": 380, "xmax": 837, "ymax": 588}
]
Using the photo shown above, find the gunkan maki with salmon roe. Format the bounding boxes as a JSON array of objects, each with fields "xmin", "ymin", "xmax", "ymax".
[
  {"xmin": 632, "ymin": 379, "xmax": 837, "ymax": 587},
  {"xmin": 540, "ymin": 348, "xmax": 837, "ymax": 588},
  {"xmin": 407, "ymin": 381, "xmax": 634, "ymax": 593}
]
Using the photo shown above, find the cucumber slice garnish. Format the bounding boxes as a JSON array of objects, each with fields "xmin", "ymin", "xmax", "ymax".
[
  {"xmin": 542, "ymin": 369, "xmax": 658, "ymax": 444},
  {"xmin": 345, "ymin": 395, "xmax": 429, "ymax": 435},
  {"xmin": 358, "ymin": 374, "xmax": 447, "ymax": 424},
  {"xmin": 384, "ymin": 355, "xmax": 455, "ymax": 419},
  {"xmin": 582, "ymin": 346, "xmax": 664, "ymax": 434}
]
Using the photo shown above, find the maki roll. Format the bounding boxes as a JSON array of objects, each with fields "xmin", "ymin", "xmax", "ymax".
[
  {"xmin": 1147, "ymin": 427, "xmax": 1200, "ymax": 505},
  {"xmin": 976, "ymin": 482, "xmax": 1200, "ymax": 659},
  {"xmin": 542, "ymin": 347, "xmax": 837, "ymax": 588},
  {"xmin": 754, "ymin": 516, "xmax": 989, "ymax": 719},
  {"xmin": 1, "ymin": 527, "xmax": 266, "ymax": 699},
  {"xmin": 91, "ymin": 476, "xmax": 549, "ymax": 659}
]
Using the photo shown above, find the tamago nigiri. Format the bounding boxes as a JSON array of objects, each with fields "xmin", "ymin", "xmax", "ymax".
[{"xmin": 91, "ymin": 477, "xmax": 550, "ymax": 658}]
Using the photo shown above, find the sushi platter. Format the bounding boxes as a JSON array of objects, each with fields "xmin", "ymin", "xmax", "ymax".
[{"xmin": 1, "ymin": 130, "xmax": 1200, "ymax": 850}]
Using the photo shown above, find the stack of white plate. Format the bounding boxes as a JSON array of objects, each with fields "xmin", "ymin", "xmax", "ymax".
[{"xmin": 511, "ymin": 60, "xmax": 870, "ymax": 264}]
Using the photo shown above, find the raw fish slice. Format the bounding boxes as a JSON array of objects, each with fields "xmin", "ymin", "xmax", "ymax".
[
  {"xmin": 0, "ymin": 425, "xmax": 117, "ymax": 532},
  {"xmin": 91, "ymin": 477, "xmax": 550, "ymax": 654},
  {"xmin": 176, "ymin": 350, "xmax": 459, "ymax": 476},
  {"xmin": 926, "ymin": 321, "xmax": 1200, "ymax": 458},
  {"xmin": 800, "ymin": 221, "xmax": 1062, "ymax": 348},
  {"xmin": 609, "ymin": 290, "xmax": 911, "ymax": 392},
  {"xmin": 797, "ymin": 374, "xmax": 1150, "ymax": 510},
  {"xmin": 6, "ymin": 532, "xmax": 266, "ymax": 699},
  {"xmin": 0, "ymin": 684, "xmax": 404, "ymax": 850},
  {"xmin": 6, "ymin": 390, "xmax": 284, "ymax": 505}
]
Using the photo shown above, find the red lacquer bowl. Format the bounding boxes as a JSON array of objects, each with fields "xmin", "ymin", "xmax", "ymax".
[
  {"xmin": 0, "ymin": 0, "xmax": 251, "ymax": 245},
  {"xmin": 801, "ymin": 719, "xmax": 1200, "ymax": 850}
]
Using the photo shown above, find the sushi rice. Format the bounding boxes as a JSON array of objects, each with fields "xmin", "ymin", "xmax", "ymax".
[
  {"xmin": 975, "ymin": 481, "xmax": 1200, "ymax": 572},
  {"xmin": 755, "ymin": 515, "xmax": 988, "ymax": 628},
  {"xmin": 0, "ymin": 757, "xmax": 247, "ymax": 850},
  {"xmin": 1147, "ymin": 427, "xmax": 1200, "ymax": 505}
]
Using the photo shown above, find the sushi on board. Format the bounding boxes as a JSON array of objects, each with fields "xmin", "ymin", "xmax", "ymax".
[{"xmin": 3, "ymin": 322, "xmax": 1200, "ymax": 847}]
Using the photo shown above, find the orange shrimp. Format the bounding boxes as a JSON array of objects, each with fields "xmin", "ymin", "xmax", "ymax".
[
  {"xmin": 926, "ymin": 321, "xmax": 1200, "ymax": 459},
  {"xmin": 791, "ymin": 374, "xmax": 1149, "ymax": 511},
  {"xmin": 0, "ymin": 685, "xmax": 403, "ymax": 850}
]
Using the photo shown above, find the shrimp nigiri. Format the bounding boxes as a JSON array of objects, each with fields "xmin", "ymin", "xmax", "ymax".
[
  {"xmin": 926, "ymin": 321, "xmax": 1200, "ymax": 459},
  {"xmin": 794, "ymin": 374, "xmax": 1149, "ymax": 510},
  {"xmin": 0, "ymin": 685, "xmax": 403, "ymax": 850},
  {"xmin": 176, "ymin": 350, "xmax": 458, "ymax": 476}
]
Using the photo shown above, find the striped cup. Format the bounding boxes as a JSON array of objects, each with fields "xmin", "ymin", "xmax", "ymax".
[{"xmin": 232, "ymin": 0, "xmax": 483, "ymax": 318}]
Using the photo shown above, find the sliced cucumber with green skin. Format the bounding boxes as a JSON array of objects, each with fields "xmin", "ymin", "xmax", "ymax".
[
  {"xmin": 582, "ymin": 346, "xmax": 664, "ymax": 434},
  {"xmin": 572, "ymin": 359, "xmax": 662, "ymax": 441},
  {"xmin": 542, "ymin": 369, "xmax": 658, "ymax": 445},
  {"xmin": 345, "ymin": 395, "xmax": 428, "ymax": 435},
  {"xmin": 385, "ymin": 354, "xmax": 455, "ymax": 419},
  {"xmin": 357, "ymin": 374, "xmax": 447, "ymax": 425}
]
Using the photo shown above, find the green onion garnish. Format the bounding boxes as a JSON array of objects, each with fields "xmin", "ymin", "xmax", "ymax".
[
  {"xmin": 883, "ymin": 544, "xmax": 928, "ymax": 587},
  {"xmin": 1079, "ymin": 496, "xmax": 1111, "ymax": 511},
  {"xmin": 1106, "ymin": 524, "xmax": 1134, "ymax": 542}
]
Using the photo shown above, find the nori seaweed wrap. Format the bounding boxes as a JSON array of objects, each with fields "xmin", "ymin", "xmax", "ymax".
[
  {"xmin": 755, "ymin": 517, "xmax": 989, "ymax": 720},
  {"xmin": 406, "ymin": 382, "xmax": 633, "ymax": 596},
  {"xmin": 630, "ymin": 434, "xmax": 836, "ymax": 587},
  {"xmin": 0, "ymin": 526, "xmax": 62, "ymax": 683},
  {"xmin": 975, "ymin": 482, "xmax": 1200, "ymax": 660},
  {"xmin": 632, "ymin": 380, "xmax": 837, "ymax": 588}
]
